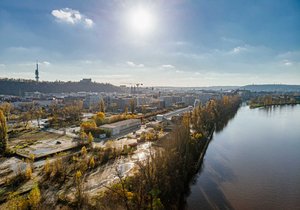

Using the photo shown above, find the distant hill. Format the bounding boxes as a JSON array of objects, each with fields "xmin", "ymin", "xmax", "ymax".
[
  {"xmin": 156, "ymin": 84, "xmax": 300, "ymax": 92},
  {"xmin": 0, "ymin": 78, "xmax": 121, "ymax": 96},
  {"xmin": 197, "ymin": 86, "xmax": 240, "ymax": 91},
  {"xmin": 240, "ymin": 84, "xmax": 300, "ymax": 92},
  {"xmin": 156, "ymin": 86, "xmax": 240, "ymax": 91}
]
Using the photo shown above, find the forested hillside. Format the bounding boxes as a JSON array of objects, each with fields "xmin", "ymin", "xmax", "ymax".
[
  {"xmin": 0, "ymin": 78, "xmax": 121, "ymax": 95},
  {"xmin": 241, "ymin": 84, "xmax": 300, "ymax": 92}
]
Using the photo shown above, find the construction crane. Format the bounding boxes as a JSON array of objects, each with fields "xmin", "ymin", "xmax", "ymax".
[
  {"xmin": 136, "ymin": 83, "xmax": 143, "ymax": 94},
  {"xmin": 121, "ymin": 83, "xmax": 144, "ymax": 94},
  {"xmin": 120, "ymin": 83, "xmax": 133, "ymax": 94}
]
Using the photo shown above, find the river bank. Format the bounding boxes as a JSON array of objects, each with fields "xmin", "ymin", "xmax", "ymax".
[{"xmin": 249, "ymin": 102, "xmax": 300, "ymax": 108}]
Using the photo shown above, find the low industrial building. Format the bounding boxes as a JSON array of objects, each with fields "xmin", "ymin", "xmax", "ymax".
[{"xmin": 100, "ymin": 119, "xmax": 141, "ymax": 136}]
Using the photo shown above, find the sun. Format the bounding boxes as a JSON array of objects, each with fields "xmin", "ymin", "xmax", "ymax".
[{"xmin": 127, "ymin": 6, "xmax": 155, "ymax": 35}]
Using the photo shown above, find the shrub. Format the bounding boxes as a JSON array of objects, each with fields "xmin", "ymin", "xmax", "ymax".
[
  {"xmin": 6, "ymin": 193, "xmax": 28, "ymax": 210},
  {"xmin": 44, "ymin": 158, "xmax": 50, "ymax": 175},
  {"xmin": 81, "ymin": 146, "xmax": 87, "ymax": 157},
  {"xmin": 93, "ymin": 112, "xmax": 105, "ymax": 126},
  {"xmin": 80, "ymin": 121, "xmax": 96, "ymax": 131},
  {"xmin": 83, "ymin": 127, "xmax": 111, "ymax": 138},
  {"xmin": 89, "ymin": 156, "xmax": 95, "ymax": 168},
  {"xmin": 28, "ymin": 184, "xmax": 41, "ymax": 209},
  {"xmin": 25, "ymin": 163, "xmax": 32, "ymax": 180}
]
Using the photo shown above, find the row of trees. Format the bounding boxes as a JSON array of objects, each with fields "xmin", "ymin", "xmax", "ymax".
[
  {"xmin": 191, "ymin": 95, "xmax": 241, "ymax": 135},
  {"xmin": 1, "ymin": 100, "xmax": 83, "ymax": 129},
  {"xmin": 48, "ymin": 101, "xmax": 83, "ymax": 127},
  {"xmin": 249, "ymin": 94, "xmax": 300, "ymax": 108},
  {"xmin": 0, "ymin": 98, "xmax": 101, "ymax": 130}
]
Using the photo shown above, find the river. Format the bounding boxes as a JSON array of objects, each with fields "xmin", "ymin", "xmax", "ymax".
[{"xmin": 186, "ymin": 105, "xmax": 300, "ymax": 210}]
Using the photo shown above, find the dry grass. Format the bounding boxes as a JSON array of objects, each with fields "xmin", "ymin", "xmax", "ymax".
[{"xmin": 9, "ymin": 129, "xmax": 70, "ymax": 148}]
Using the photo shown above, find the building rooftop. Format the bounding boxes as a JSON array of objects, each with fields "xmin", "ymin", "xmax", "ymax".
[{"xmin": 100, "ymin": 118, "xmax": 140, "ymax": 128}]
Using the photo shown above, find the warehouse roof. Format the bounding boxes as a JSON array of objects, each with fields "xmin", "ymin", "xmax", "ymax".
[{"xmin": 100, "ymin": 119, "xmax": 140, "ymax": 129}]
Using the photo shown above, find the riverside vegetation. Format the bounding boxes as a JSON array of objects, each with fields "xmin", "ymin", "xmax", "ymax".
[{"xmin": 249, "ymin": 94, "xmax": 300, "ymax": 108}]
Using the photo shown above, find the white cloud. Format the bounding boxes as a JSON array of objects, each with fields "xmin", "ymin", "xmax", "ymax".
[
  {"xmin": 221, "ymin": 37, "xmax": 243, "ymax": 44},
  {"xmin": 0, "ymin": 64, "xmax": 6, "ymax": 68},
  {"xmin": 277, "ymin": 51, "xmax": 300, "ymax": 62},
  {"xmin": 78, "ymin": 59, "xmax": 103, "ymax": 65},
  {"xmin": 175, "ymin": 70, "xmax": 184, "ymax": 73},
  {"xmin": 283, "ymin": 59, "xmax": 293, "ymax": 66},
  {"xmin": 161, "ymin": 64, "xmax": 175, "ymax": 69},
  {"xmin": 96, "ymin": 74, "xmax": 131, "ymax": 79},
  {"xmin": 174, "ymin": 41, "xmax": 190, "ymax": 46},
  {"xmin": 42, "ymin": 61, "xmax": 51, "ymax": 66},
  {"xmin": 230, "ymin": 46, "xmax": 248, "ymax": 54},
  {"xmin": 126, "ymin": 61, "xmax": 144, "ymax": 68},
  {"xmin": 84, "ymin": 18, "xmax": 94, "ymax": 28},
  {"xmin": 81, "ymin": 60, "xmax": 93, "ymax": 64},
  {"xmin": 51, "ymin": 8, "xmax": 94, "ymax": 28}
]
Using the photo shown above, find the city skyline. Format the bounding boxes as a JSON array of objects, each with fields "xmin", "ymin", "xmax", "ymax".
[{"xmin": 0, "ymin": 0, "xmax": 299, "ymax": 87}]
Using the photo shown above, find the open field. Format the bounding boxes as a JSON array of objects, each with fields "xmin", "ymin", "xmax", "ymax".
[{"xmin": 8, "ymin": 129, "xmax": 77, "ymax": 159}]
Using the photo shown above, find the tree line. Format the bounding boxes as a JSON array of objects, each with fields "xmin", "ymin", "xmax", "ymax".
[{"xmin": 249, "ymin": 94, "xmax": 300, "ymax": 108}]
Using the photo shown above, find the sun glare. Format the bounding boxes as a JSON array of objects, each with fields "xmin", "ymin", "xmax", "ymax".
[{"xmin": 128, "ymin": 6, "xmax": 155, "ymax": 35}]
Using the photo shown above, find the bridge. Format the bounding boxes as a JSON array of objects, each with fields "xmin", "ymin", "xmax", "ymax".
[{"xmin": 156, "ymin": 106, "xmax": 193, "ymax": 121}]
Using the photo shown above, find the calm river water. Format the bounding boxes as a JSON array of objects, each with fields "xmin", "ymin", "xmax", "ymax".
[{"xmin": 186, "ymin": 105, "xmax": 300, "ymax": 210}]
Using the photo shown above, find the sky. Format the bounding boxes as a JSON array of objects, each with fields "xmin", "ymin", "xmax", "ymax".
[{"xmin": 0, "ymin": 0, "xmax": 299, "ymax": 87}]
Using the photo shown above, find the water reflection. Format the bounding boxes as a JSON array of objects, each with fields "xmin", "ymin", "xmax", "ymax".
[
  {"xmin": 215, "ymin": 109, "xmax": 239, "ymax": 133},
  {"xmin": 186, "ymin": 105, "xmax": 300, "ymax": 210},
  {"xmin": 186, "ymin": 156, "xmax": 236, "ymax": 210},
  {"xmin": 257, "ymin": 104, "xmax": 299, "ymax": 117},
  {"xmin": 185, "ymin": 109, "xmax": 238, "ymax": 210}
]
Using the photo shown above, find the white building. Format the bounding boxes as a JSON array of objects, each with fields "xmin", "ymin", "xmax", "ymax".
[
  {"xmin": 159, "ymin": 96, "xmax": 173, "ymax": 107},
  {"xmin": 24, "ymin": 91, "xmax": 43, "ymax": 99},
  {"xmin": 84, "ymin": 94, "xmax": 102, "ymax": 108},
  {"xmin": 100, "ymin": 119, "xmax": 141, "ymax": 136},
  {"xmin": 182, "ymin": 96, "xmax": 196, "ymax": 106},
  {"xmin": 136, "ymin": 96, "xmax": 151, "ymax": 106}
]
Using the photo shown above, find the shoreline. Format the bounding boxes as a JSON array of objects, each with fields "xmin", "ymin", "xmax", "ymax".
[{"xmin": 249, "ymin": 102, "xmax": 300, "ymax": 109}]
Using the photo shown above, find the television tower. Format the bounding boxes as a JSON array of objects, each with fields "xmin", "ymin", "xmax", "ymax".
[{"xmin": 35, "ymin": 61, "xmax": 39, "ymax": 82}]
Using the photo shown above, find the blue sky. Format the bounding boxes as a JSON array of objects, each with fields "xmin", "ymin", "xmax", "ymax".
[{"xmin": 0, "ymin": 0, "xmax": 299, "ymax": 86}]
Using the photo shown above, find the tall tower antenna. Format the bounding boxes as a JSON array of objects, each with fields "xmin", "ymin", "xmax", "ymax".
[{"xmin": 35, "ymin": 60, "xmax": 39, "ymax": 82}]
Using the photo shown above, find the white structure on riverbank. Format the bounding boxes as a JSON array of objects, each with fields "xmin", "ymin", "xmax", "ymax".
[{"xmin": 156, "ymin": 106, "xmax": 193, "ymax": 121}]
